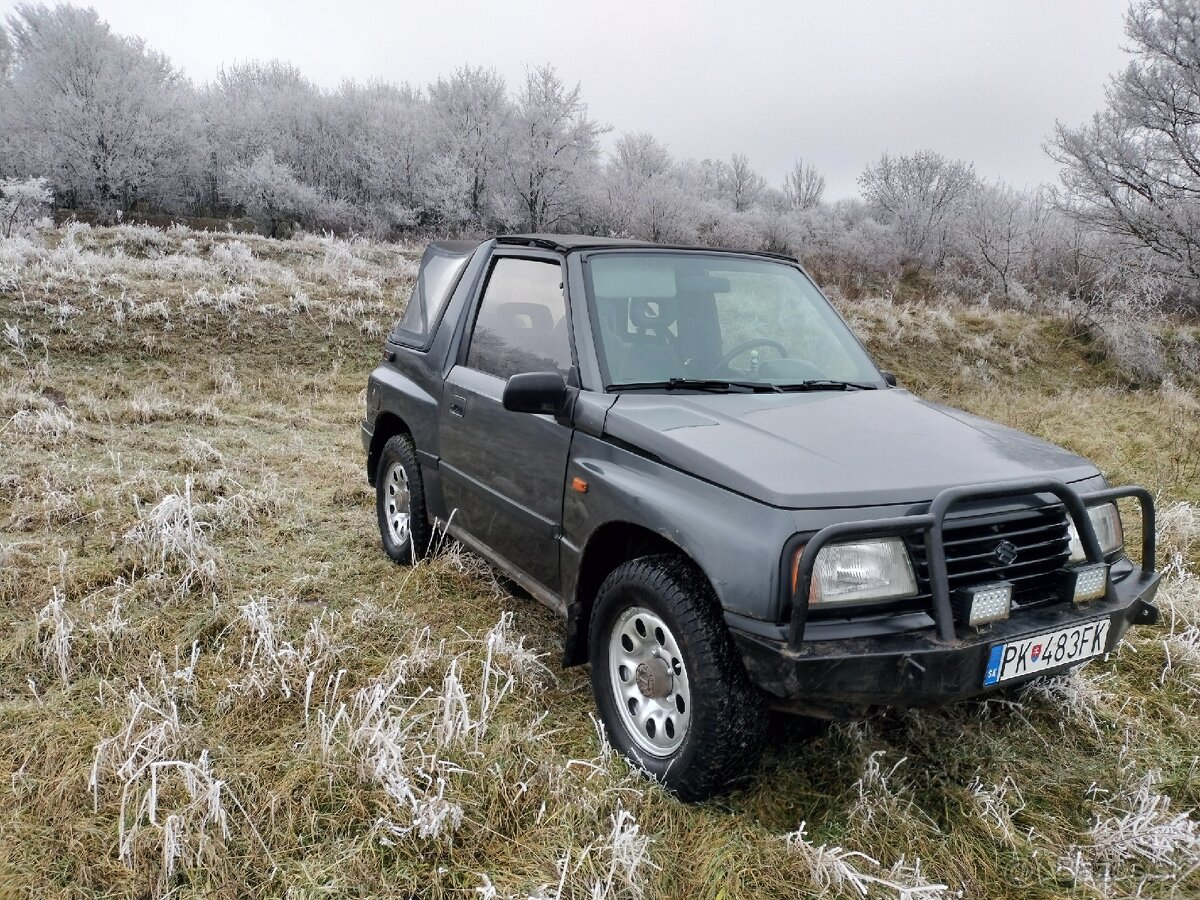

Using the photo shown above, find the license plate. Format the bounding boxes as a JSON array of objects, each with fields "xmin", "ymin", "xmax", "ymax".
[{"xmin": 982, "ymin": 618, "xmax": 1110, "ymax": 686}]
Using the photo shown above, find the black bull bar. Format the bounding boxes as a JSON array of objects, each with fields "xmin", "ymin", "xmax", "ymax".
[{"xmin": 786, "ymin": 479, "xmax": 1156, "ymax": 652}]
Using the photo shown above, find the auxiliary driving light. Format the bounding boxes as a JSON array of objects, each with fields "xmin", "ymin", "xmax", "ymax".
[
  {"xmin": 953, "ymin": 581, "xmax": 1013, "ymax": 629},
  {"xmin": 1061, "ymin": 563, "xmax": 1109, "ymax": 604}
]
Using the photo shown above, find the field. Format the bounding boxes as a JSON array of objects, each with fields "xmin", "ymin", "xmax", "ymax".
[{"xmin": 1, "ymin": 223, "xmax": 1198, "ymax": 899}]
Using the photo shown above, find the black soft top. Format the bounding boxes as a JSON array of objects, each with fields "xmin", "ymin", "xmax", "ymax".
[{"xmin": 496, "ymin": 233, "xmax": 797, "ymax": 262}]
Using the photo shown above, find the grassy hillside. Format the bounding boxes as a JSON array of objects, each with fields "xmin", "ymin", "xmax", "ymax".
[{"xmin": 1, "ymin": 224, "xmax": 1198, "ymax": 899}]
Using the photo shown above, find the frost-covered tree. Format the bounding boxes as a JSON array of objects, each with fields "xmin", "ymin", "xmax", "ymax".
[
  {"xmin": 612, "ymin": 132, "xmax": 673, "ymax": 184},
  {"xmin": 783, "ymin": 159, "xmax": 826, "ymax": 210},
  {"xmin": 0, "ymin": 23, "xmax": 13, "ymax": 81},
  {"xmin": 203, "ymin": 61, "xmax": 324, "ymax": 201},
  {"xmin": 600, "ymin": 133, "xmax": 699, "ymax": 241},
  {"xmin": 1034, "ymin": 195, "xmax": 1117, "ymax": 301},
  {"xmin": 1049, "ymin": 0, "xmax": 1200, "ymax": 290},
  {"xmin": 0, "ymin": 3, "xmax": 197, "ymax": 217},
  {"xmin": 859, "ymin": 149, "xmax": 977, "ymax": 268},
  {"xmin": 504, "ymin": 65, "xmax": 606, "ymax": 231},
  {"xmin": 959, "ymin": 182, "xmax": 1035, "ymax": 301},
  {"xmin": 632, "ymin": 178, "xmax": 701, "ymax": 243},
  {"xmin": 604, "ymin": 132, "xmax": 670, "ymax": 224},
  {"xmin": 428, "ymin": 66, "xmax": 510, "ymax": 228},
  {"xmin": 751, "ymin": 188, "xmax": 803, "ymax": 255},
  {"xmin": 325, "ymin": 80, "xmax": 428, "ymax": 233},
  {"xmin": 719, "ymin": 154, "xmax": 767, "ymax": 213},
  {"xmin": 417, "ymin": 154, "xmax": 473, "ymax": 229},
  {"xmin": 344, "ymin": 82, "xmax": 430, "ymax": 212},
  {"xmin": 0, "ymin": 28, "xmax": 11, "ymax": 178},
  {"xmin": 224, "ymin": 150, "xmax": 321, "ymax": 237}
]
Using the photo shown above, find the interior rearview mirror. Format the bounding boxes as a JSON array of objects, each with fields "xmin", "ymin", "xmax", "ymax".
[{"xmin": 503, "ymin": 371, "xmax": 572, "ymax": 418}]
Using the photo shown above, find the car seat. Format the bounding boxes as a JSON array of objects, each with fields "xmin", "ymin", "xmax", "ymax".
[{"xmin": 619, "ymin": 297, "xmax": 681, "ymax": 382}]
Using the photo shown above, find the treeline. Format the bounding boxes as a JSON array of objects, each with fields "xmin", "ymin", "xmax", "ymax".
[{"xmin": 1, "ymin": 1, "xmax": 1199, "ymax": 311}]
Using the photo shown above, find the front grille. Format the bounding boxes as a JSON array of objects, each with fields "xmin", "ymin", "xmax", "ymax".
[{"xmin": 906, "ymin": 504, "xmax": 1071, "ymax": 615}]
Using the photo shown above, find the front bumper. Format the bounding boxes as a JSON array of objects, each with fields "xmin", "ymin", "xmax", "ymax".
[
  {"xmin": 734, "ymin": 567, "xmax": 1160, "ymax": 715},
  {"xmin": 736, "ymin": 478, "xmax": 1161, "ymax": 717},
  {"xmin": 734, "ymin": 571, "xmax": 1156, "ymax": 720}
]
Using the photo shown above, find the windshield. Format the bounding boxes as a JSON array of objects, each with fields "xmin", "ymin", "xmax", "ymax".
[{"xmin": 585, "ymin": 251, "xmax": 882, "ymax": 390}]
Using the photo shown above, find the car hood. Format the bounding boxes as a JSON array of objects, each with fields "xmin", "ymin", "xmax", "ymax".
[{"xmin": 602, "ymin": 388, "xmax": 1100, "ymax": 508}]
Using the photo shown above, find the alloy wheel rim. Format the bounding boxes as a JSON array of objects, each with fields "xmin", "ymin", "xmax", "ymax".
[
  {"xmin": 384, "ymin": 461, "xmax": 411, "ymax": 548},
  {"xmin": 608, "ymin": 605, "xmax": 691, "ymax": 755}
]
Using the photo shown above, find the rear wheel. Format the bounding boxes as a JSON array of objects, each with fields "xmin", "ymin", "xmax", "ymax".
[
  {"xmin": 375, "ymin": 434, "xmax": 431, "ymax": 565},
  {"xmin": 589, "ymin": 554, "xmax": 766, "ymax": 800}
]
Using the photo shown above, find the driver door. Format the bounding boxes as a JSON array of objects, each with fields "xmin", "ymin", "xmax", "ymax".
[{"xmin": 438, "ymin": 252, "xmax": 574, "ymax": 593}]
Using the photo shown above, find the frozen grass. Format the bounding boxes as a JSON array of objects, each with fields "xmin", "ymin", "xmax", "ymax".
[
  {"xmin": 223, "ymin": 596, "xmax": 339, "ymax": 702},
  {"xmin": 783, "ymin": 822, "xmax": 948, "ymax": 899},
  {"xmin": 122, "ymin": 478, "xmax": 222, "ymax": 598},
  {"xmin": 1, "ymin": 223, "xmax": 1198, "ymax": 898},
  {"xmin": 35, "ymin": 587, "xmax": 74, "ymax": 683},
  {"xmin": 1059, "ymin": 769, "xmax": 1200, "ymax": 894}
]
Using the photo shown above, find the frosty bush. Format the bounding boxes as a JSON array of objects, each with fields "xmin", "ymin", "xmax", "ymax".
[
  {"xmin": 224, "ymin": 151, "xmax": 324, "ymax": 238},
  {"xmin": 0, "ymin": 176, "xmax": 53, "ymax": 237},
  {"xmin": 1093, "ymin": 300, "xmax": 1167, "ymax": 382}
]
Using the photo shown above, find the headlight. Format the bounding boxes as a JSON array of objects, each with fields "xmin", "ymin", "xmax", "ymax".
[
  {"xmin": 795, "ymin": 537, "xmax": 919, "ymax": 607},
  {"xmin": 1067, "ymin": 502, "xmax": 1124, "ymax": 562}
]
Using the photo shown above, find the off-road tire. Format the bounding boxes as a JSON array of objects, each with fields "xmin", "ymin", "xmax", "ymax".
[
  {"xmin": 589, "ymin": 554, "xmax": 767, "ymax": 800},
  {"xmin": 375, "ymin": 433, "xmax": 432, "ymax": 565}
]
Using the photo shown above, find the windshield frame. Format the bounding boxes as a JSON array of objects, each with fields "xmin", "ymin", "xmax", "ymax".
[{"xmin": 578, "ymin": 248, "xmax": 886, "ymax": 393}]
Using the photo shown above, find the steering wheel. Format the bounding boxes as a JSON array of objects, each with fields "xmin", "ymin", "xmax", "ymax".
[{"xmin": 717, "ymin": 338, "xmax": 789, "ymax": 371}]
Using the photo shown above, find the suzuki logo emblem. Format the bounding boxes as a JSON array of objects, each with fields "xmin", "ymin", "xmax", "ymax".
[{"xmin": 994, "ymin": 540, "xmax": 1019, "ymax": 566}]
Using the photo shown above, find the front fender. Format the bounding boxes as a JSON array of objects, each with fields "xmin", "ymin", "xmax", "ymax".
[{"xmin": 561, "ymin": 433, "xmax": 796, "ymax": 639}]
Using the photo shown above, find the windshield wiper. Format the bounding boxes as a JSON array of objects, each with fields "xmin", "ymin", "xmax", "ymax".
[
  {"xmin": 775, "ymin": 379, "xmax": 878, "ymax": 392},
  {"xmin": 607, "ymin": 378, "xmax": 782, "ymax": 394}
]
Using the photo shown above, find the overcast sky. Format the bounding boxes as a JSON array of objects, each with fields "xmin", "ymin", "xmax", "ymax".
[{"xmin": 1, "ymin": 0, "xmax": 1134, "ymax": 198}]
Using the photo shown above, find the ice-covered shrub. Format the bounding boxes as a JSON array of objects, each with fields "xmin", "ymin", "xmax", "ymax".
[
  {"xmin": 210, "ymin": 240, "xmax": 256, "ymax": 276},
  {"xmin": 1094, "ymin": 305, "xmax": 1167, "ymax": 382},
  {"xmin": 224, "ymin": 150, "xmax": 322, "ymax": 238},
  {"xmin": 0, "ymin": 176, "xmax": 53, "ymax": 238},
  {"xmin": 108, "ymin": 223, "xmax": 171, "ymax": 258}
]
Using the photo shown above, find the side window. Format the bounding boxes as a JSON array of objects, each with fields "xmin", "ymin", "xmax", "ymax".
[
  {"xmin": 394, "ymin": 245, "xmax": 472, "ymax": 346},
  {"xmin": 466, "ymin": 258, "xmax": 572, "ymax": 379}
]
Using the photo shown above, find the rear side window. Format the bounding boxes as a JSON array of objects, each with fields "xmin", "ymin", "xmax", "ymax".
[
  {"xmin": 466, "ymin": 257, "xmax": 571, "ymax": 379},
  {"xmin": 393, "ymin": 244, "xmax": 473, "ymax": 346}
]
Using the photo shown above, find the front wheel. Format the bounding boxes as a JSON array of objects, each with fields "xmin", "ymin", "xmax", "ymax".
[{"xmin": 589, "ymin": 555, "xmax": 766, "ymax": 800}]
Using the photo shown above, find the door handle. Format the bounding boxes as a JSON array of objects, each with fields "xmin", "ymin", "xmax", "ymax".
[{"xmin": 449, "ymin": 393, "xmax": 467, "ymax": 418}]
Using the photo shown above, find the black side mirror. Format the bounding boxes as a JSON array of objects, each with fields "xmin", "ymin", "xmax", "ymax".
[
  {"xmin": 503, "ymin": 371, "xmax": 573, "ymax": 418},
  {"xmin": 881, "ymin": 370, "xmax": 898, "ymax": 387}
]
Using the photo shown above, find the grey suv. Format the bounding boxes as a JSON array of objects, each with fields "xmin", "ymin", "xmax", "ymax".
[{"xmin": 361, "ymin": 235, "xmax": 1161, "ymax": 799}]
